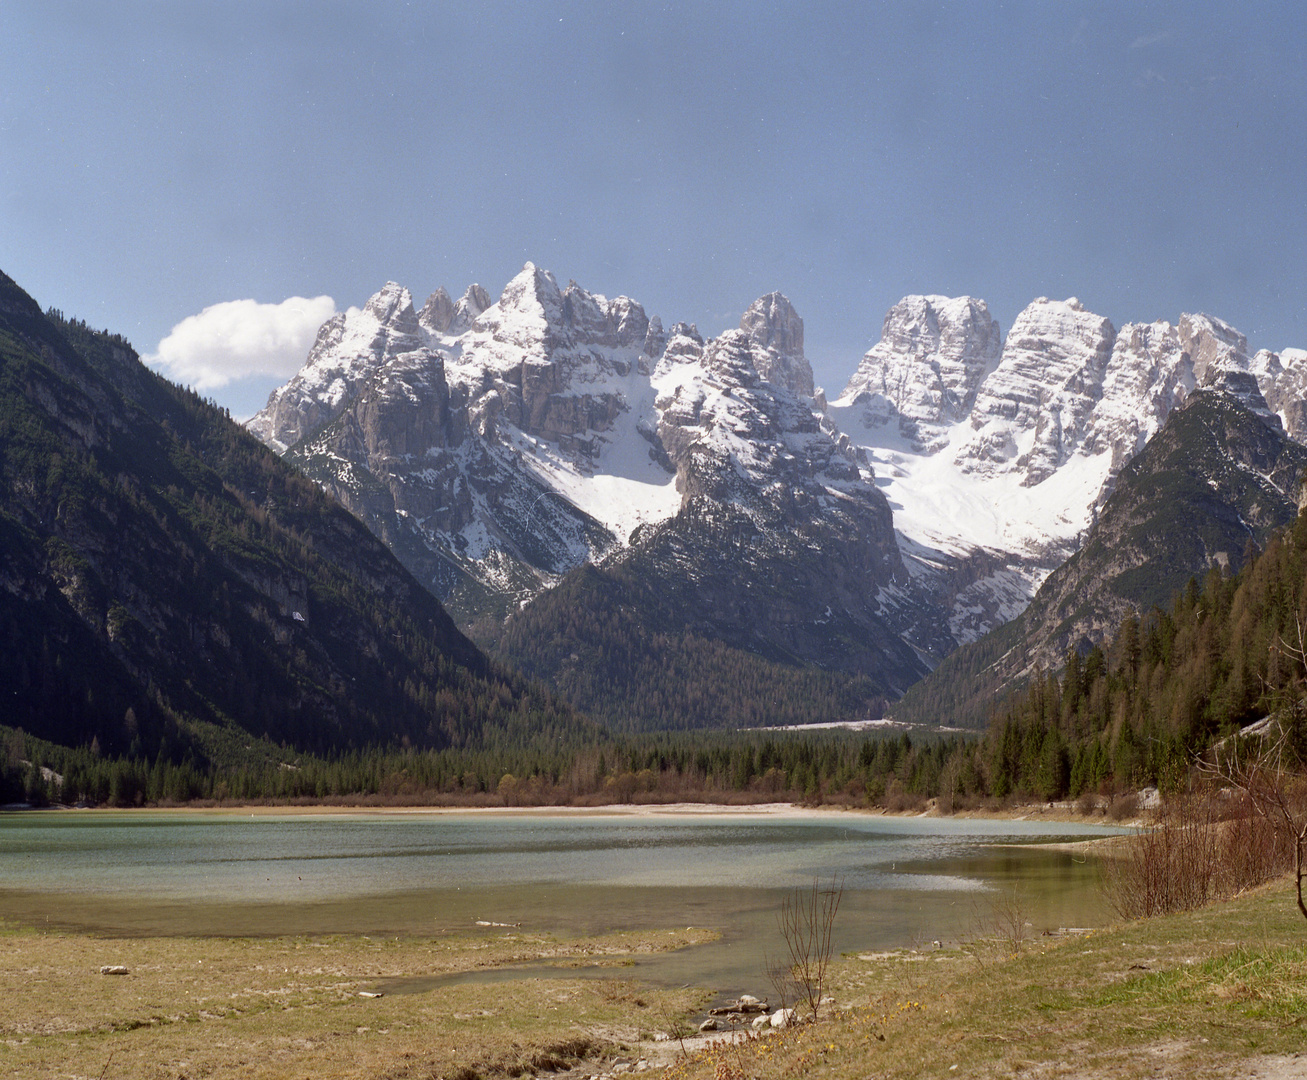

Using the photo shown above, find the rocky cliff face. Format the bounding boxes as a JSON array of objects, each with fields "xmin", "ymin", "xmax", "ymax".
[
  {"xmin": 958, "ymin": 297, "xmax": 1116, "ymax": 485},
  {"xmin": 1082, "ymin": 320, "xmax": 1191, "ymax": 483},
  {"xmin": 838, "ymin": 294, "xmax": 1002, "ymax": 451},
  {"xmin": 247, "ymin": 282, "xmax": 425, "ymax": 453},
  {"xmin": 739, "ymin": 292, "xmax": 814, "ymax": 398},
  {"xmin": 441, "ymin": 264, "xmax": 651, "ymax": 456},
  {"xmin": 1254, "ymin": 347, "xmax": 1307, "ymax": 440}
]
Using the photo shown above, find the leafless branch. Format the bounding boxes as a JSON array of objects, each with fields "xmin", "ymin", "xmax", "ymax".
[{"xmin": 777, "ymin": 875, "xmax": 843, "ymax": 1020}]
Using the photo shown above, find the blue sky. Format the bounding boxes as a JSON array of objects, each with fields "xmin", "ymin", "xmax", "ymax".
[{"xmin": 4, "ymin": 1, "xmax": 1305, "ymax": 418}]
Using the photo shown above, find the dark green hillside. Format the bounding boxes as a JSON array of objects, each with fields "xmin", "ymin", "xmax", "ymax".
[
  {"xmin": 893, "ymin": 391, "xmax": 1307, "ymax": 730},
  {"xmin": 968, "ymin": 509, "xmax": 1307, "ymax": 801},
  {"xmin": 489, "ymin": 561, "xmax": 889, "ymax": 733},
  {"xmin": 0, "ymin": 270, "xmax": 575, "ymax": 763}
]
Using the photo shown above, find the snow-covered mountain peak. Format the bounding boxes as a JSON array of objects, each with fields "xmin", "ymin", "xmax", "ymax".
[
  {"xmin": 452, "ymin": 284, "xmax": 492, "ymax": 333},
  {"xmin": 558, "ymin": 282, "xmax": 651, "ymax": 352},
  {"xmin": 652, "ymin": 308, "xmax": 889, "ymax": 566},
  {"xmin": 955, "ymin": 296, "xmax": 1116, "ymax": 485},
  {"xmin": 1082, "ymin": 319, "xmax": 1192, "ymax": 478},
  {"xmin": 246, "ymin": 280, "xmax": 430, "ymax": 452},
  {"xmin": 1254, "ymin": 347, "xmax": 1307, "ymax": 441},
  {"xmin": 418, "ymin": 284, "xmax": 494, "ymax": 340},
  {"xmin": 701, "ymin": 327, "xmax": 763, "ymax": 388},
  {"xmin": 1179, "ymin": 312, "xmax": 1277, "ymax": 422},
  {"xmin": 739, "ymin": 292, "xmax": 814, "ymax": 398},
  {"xmin": 1179, "ymin": 312, "xmax": 1248, "ymax": 378},
  {"xmin": 836, "ymin": 294, "xmax": 1002, "ymax": 450},
  {"xmin": 1008, "ymin": 296, "xmax": 1115, "ymax": 356},
  {"xmin": 362, "ymin": 281, "xmax": 418, "ymax": 330},
  {"xmin": 472, "ymin": 263, "xmax": 564, "ymax": 346}
]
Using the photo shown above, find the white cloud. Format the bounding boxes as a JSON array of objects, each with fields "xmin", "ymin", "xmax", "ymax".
[{"xmin": 147, "ymin": 295, "xmax": 337, "ymax": 389}]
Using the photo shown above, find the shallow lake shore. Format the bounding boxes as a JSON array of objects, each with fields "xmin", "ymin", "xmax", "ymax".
[
  {"xmin": 7, "ymin": 796, "xmax": 1141, "ymax": 826},
  {"xmin": 4, "ymin": 873, "xmax": 1307, "ymax": 1079}
]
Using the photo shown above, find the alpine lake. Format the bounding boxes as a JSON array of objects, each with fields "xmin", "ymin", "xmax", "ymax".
[{"xmin": 0, "ymin": 808, "xmax": 1128, "ymax": 1002}]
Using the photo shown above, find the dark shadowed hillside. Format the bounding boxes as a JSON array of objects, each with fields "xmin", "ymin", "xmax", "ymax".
[{"xmin": 0, "ymin": 270, "xmax": 577, "ymax": 764}]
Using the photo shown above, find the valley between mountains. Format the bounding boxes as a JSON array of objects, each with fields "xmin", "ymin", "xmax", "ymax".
[{"xmin": 247, "ymin": 263, "xmax": 1307, "ymax": 729}]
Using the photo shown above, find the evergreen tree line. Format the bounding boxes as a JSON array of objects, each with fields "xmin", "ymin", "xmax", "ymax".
[
  {"xmin": 1, "ymin": 722, "xmax": 968, "ymax": 810},
  {"xmin": 961, "ymin": 508, "xmax": 1307, "ymax": 803}
]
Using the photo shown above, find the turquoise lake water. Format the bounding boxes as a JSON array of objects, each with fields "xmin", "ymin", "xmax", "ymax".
[{"xmin": 0, "ymin": 809, "xmax": 1129, "ymax": 996}]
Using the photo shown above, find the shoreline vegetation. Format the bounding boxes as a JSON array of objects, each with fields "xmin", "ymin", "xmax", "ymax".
[{"xmin": 2, "ymin": 722, "xmax": 1157, "ymax": 824}]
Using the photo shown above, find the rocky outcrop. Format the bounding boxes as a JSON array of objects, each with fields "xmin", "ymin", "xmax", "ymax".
[
  {"xmin": 247, "ymin": 282, "xmax": 426, "ymax": 452},
  {"xmin": 1180, "ymin": 313, "xmax": 1278, "ymax": 423},
  {"xmin": 837, "ymin": 295, "xmax": 1002, "ymax": 450},
  {"xmin": 446, "ymin": 265, "xmax": 655, "ymax": 452},
  {"xmin": 1253, "ymin": 348, "xmax": 1307, "ymax": 441},
  {"xmin": 417, "ymin": 286, "xmax": 455, "ymax": 335},
  {"xmin": 1082, "ymin": 320, "xmax": 1192, "ymax": 488},
  {"xmin": 420, "ymin": 284, "xmax": 491, "ymax": 338},
  {"xmin": 957, "ymin": 297, "xmax": 1116, "ymax": 486},
  {"xmin": 739, "ymin": 292, "xmax": 814, "ymax": 398}
]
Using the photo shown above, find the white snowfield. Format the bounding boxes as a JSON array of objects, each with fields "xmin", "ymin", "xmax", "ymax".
[{"xmin": 249, "ymin": 264, "xmax": 1307, "ymax": 648}]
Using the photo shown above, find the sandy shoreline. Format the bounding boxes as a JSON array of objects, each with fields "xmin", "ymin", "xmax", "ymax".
[{"xmin": 6, "ymin": 797, "xmax": 1136, "ymax": 828}]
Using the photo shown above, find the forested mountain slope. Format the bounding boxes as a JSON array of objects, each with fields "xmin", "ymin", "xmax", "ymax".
[
  {"xmin": 0, "ymin": 270, "xmax": 576, "ymax": 764},
  {"xmin": 970, "ymin": 506, "xmax": 1307, "ymax": 801}
]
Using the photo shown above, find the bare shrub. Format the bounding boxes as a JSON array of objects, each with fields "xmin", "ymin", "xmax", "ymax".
[
  {"xmin": 1100, "ymin": 791, "xmax": 1294, "ymax": 919},
  {"xmin": 777, "ymin": 876, "xmax": 843, "ymax": 1020},
  {"xmin": 1202, "ymin": 708, "xmax": 1307, "ymax": 921},
  {"xmin": 963, "ymin": 885, "xmax": 1032, "ymax": 964},
  {"xmin": 1107, "ymin": 792, "xmax": 1139, "ymax": 822},
  {"xmin": 882, "ymin": 782, "xmax": 927, "ymax": 813},
  {"xmin": 763, "ymin": 951, "xmax": 796, "ymax": 1016},
  {"xmin": 987, "ymin": 886, "xmax": 1032, "ymax": 953}
]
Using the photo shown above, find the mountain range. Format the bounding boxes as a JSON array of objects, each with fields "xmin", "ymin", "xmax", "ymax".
[{"xmin": 248, "ymin": 264, "xmax": 1307, "ymax": 727}]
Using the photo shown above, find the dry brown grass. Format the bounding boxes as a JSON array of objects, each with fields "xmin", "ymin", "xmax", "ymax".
[
  {"xmin": 0, "ymin": 923, "xmax": 711, "ymax": 1079},
  {"xmin": 12, "ymin": 862, "xmax": 1307, "ymax": 1079},
  {"xmin": 663, "ymin": 874, "xmax": 1307, "ymax": 1080}
]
